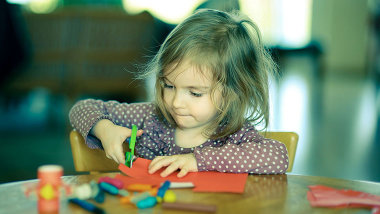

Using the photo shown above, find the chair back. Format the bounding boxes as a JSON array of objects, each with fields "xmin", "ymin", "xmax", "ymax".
[
  {"xmin": 70, "ymin": 130, "xmax": 120, "ymax": 173},
  {"xmin": 70, "ymin": 130, "xmax": 298, "ymax": 173},
  {"xmin": 259, "ymin": 131, "xmax": 298, "ymax": 172}
]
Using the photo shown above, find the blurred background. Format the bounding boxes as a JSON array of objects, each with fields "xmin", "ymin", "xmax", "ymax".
[{"xmin": 0, "ymin": 0, "xmax": 379, "ymax": 184}]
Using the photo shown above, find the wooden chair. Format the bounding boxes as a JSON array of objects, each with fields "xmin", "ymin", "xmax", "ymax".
[
  {"xmin": 70, "ymin": 130, "xmax": 121, "ymax": 174},
  {"xmin": 259, "ymin": 131, "xmax": 298, "ymax": 172},
  {"xmin": 69, "ymin": 130, "xmax": 298, "ymax": 173}
]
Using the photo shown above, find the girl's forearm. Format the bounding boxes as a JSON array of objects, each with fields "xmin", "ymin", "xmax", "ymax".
[
  {"xmin": 91, "ymin": 119, "xmax": 113, "ymax": 141},
  {"xmin": 194, "ymin": 140, "xmax": 288, "ymax": 174}
]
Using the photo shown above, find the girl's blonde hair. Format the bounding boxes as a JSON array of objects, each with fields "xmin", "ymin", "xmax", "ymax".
[{"xmin": 142, "ymin": 9, "xmax": 277, "ymax": 139}]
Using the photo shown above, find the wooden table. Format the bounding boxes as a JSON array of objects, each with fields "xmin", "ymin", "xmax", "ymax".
[{"xmin": 0, "ymin": 173, "xmax": 379, "ymax": 214}]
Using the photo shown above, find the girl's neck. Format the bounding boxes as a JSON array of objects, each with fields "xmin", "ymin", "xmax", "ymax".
[{"xmin": 174, "ymin": 127, "xmax": 208, "ymax": 148}]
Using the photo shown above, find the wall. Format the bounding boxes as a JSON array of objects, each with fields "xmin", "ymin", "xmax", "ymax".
[{"xmin": 312, "ymin": 0, "xmax": 370, "ymax": 74}]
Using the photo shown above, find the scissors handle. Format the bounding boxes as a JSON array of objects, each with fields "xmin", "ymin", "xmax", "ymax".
[{"xmin": 125, "ymin": 124, "xmax": 137, "ymax": 167}]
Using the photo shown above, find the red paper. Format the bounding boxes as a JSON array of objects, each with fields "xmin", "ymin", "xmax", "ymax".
[
  {"xmin": 118, "ymin": 158, "xmax": 248, "ymax": 193},
  {"xmin": 114, "ymin": 174, "xmax": 161, "ymax": 188},
  {"xmin": 373, "ymin": 207, "xmax": 380, "ymax": 214},
  {"xmin": 307, "ymin": 185, "xmax": 380, "ymax": 209}
]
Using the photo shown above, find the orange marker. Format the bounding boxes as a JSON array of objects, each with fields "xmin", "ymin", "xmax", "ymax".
[
  {"xmin": 126, "ymin": 184, "xmax": 152, "ymax": 192},
  {"xmin": 149, "ymin": 187, "xmax": 158, "ymax": 196},
  {"xmin": 120, "ymin": 195, "xmax": 133, "ymax": 204}
]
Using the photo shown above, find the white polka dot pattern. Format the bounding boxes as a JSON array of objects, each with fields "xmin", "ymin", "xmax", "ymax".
[{"xmin": 69, "ymin": 99, "xmax": 289, "ymax": 174}]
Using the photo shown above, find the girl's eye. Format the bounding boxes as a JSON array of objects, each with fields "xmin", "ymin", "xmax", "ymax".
[
  {"xmin": 163, "ymin": 83, "xmax": 174, "ymax": 89},
  {"xmin": 190, "ymin": 91, "xmax": 203, "ymax": 97}
]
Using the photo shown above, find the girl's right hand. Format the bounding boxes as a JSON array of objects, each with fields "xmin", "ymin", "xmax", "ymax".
[{"xmin": 91, "ymin": 119, "xmax": 143, "ymax": 164}]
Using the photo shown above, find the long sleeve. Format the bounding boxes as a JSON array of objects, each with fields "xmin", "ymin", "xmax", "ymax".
[
  {"xmin": 68, "ymin": 99, "xmax": 154, "ymax": 149},
  {"xmin": 193, "ymin": 125, "xmax": 289, "ymax": 174}
]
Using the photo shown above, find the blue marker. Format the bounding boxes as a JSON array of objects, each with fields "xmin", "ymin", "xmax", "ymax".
[
  {"xmin": 99, "ymin": 182, "xmax": 119, "ymax": 195},
  {"xmin": 157, "ymin": 180, "xmax": 171, "ymax": 198},
  {"xmin": 94, "ymin": 189, "xmax": 105, "ymax": 203},
  {"xmin": 90, "ymin": 180, "xmax": 105, "ymax": 203},
  {"xmin": 69, "ymin": 198, "xmax": 105, "ymax": 214},
  {"xmin": 136, "ymin": 196, "xmax": 157, "ymax": 209}
]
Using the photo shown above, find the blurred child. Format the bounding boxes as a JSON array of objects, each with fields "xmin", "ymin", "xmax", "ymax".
[{"xmin": 69, "ymin": 9, "xmax": 288, "ymax": 177}]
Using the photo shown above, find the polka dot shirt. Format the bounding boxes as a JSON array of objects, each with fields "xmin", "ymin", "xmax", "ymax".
[{"xmin": 69, "ymin": 99, "xmax": 289, "ymax": 174}]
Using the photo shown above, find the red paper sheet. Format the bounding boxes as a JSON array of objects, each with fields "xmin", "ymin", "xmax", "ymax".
[
  {"xmin": 307, "ymin": 185, "xmax": 380, "ymax": 210},
  {"xmin": 118, "ymin": 158, "xmax": 248, "ymax": 193},
  {"xmin": 115, "ymin": 174, "xmax": 161, "ymax": 188}
]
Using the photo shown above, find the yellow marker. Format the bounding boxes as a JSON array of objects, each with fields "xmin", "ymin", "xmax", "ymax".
[{"xmin": 163, "ymin": 190, "xmax": 176, "ymax": 203}]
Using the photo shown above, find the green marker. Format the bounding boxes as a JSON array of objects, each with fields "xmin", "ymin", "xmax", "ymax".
[{"xmin": 125, "ymin": 124, "xmax": 137, "ymax": 167}]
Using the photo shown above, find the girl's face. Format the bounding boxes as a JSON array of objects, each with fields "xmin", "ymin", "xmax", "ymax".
[{"xmin": 163, "ymin": 60, "xmax": 221, "ymax": 131}]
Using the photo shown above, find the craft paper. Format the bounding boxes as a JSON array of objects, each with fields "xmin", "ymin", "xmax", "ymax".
[
  {"xmin": 115, "ymin": 174, "xmax": 162, "ymax": 188},
  {"xmin": 118, "ymin": 158, "xmax": 248, "ymax": 193},
  {"xmin": 307, "ymin": 185, "xmax": 380, "ymax": 210}
]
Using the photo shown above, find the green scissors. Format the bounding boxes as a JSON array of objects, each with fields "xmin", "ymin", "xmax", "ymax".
[{"xmin": 125, "ymin": 124, "xmax": 137, "ymax": 168}]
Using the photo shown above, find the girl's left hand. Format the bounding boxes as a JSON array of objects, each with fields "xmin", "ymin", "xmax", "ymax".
[{"xmin": 148, "ymin": 154, "xmax": 198, "ymax": 177}]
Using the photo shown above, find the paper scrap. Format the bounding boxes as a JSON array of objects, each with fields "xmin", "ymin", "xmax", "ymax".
[
  {"xmin": 307, "ymin": 185, "xmax": 380, "ymax": 210},
  {"xmin": 118, "ymin": 158, "xmax": 248, "ymax": 193}
]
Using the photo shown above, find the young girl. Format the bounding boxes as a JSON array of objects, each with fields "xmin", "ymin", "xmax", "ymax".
[{"xmin": 69, "ymin": 9, "xmax": 289, "ymax": 177}]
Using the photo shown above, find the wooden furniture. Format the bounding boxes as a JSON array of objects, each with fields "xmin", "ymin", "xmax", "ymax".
[
  {"xmin": 260, "ymin": 131, "xmax": 298, "ymax": 172},
  {"xmin": 1, "ymin": 173, "xmax": 379, "ymax": 213},
  {"xmin": 70, "ymin": 130, "xmax": 298, "ymax": 173},
  {"xmin": 70, "ymin": 130, "xmax": 121, "ymax": 173}
]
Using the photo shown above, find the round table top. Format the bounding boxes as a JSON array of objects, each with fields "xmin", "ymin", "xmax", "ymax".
[{"xmin": 0, "ymin": 173, "xmax": 379, "ymax": 214}]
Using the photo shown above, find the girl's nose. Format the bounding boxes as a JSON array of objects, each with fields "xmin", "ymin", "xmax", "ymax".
[{"xmin": 172, "ymin": 92, "xmax": 185, "ymax": 108}]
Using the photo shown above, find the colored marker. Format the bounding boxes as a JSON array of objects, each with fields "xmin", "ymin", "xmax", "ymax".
[
  {"xmin": 90, "ymin": 180, "xmax": 105, "ymax": 203},
  {"xmin": 163, "ymin": 190, "xmax": 176, "ymax": 203},
  {"xmin": 157, "ymin": 180, "xmax": 170, "ymax": 198},
  {"xmin": 126, "ymin": 184, "xmax": 153, "ymax": 192},
  {"xmin": 136, "ymin": 196, "xmax": 157, "ymax": 209},
  {"xmin": 99, "ymin": 182, "xmax": 118, "ymax": 195},
  {"xmin": 130, "ymin": 192, "xmax": 151, "ymax": 204},
  {"xmin": 156, "ymin": 180, "xmax": 170, "ymax": 203},
  {"xmin": 69, "ymin": 198, "xmax": 105, "ymax": 214},
  {"xmin": 98, "ymin": 176, "xmax": 124, "ymax": 189},
  {"xmin": 169, "ymin": 182, "xmax": 194, "ymax": 189},
  {"xmin": 162, "ymin": 202, "xmax": 217, "ymax": 213}
]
